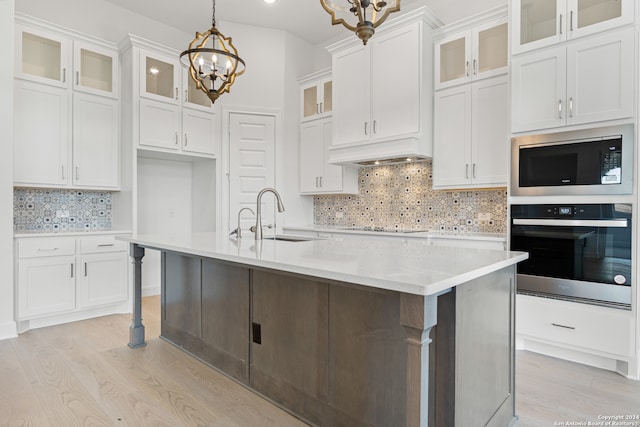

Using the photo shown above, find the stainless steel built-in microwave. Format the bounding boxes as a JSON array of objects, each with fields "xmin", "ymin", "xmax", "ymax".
[{"xmin": 511, "ymin": 124, "xmax": 634, "ymax": 196}]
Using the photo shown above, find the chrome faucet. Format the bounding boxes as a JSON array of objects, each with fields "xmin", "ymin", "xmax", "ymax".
[
  {"xmin": 253, "ymin": 188, "xmax": 285, "ymax": 240},
  {"xmin": 229, "ymin": 207, "xmax": 255, "ymax": 239}
]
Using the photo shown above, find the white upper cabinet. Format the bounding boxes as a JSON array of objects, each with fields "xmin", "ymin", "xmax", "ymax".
[
  {"xmin": 15, "ymin": 24, "xmax": 71, "ymax": 89},
  {"xmin": 511, "ymin": 27, "xmax": 634, "ymax": 132},
  {"xmin": 332, "ymin": 43, "xmax": 371, "ymax": 146},
  {"xmin": 125, "ymin": 38, "xmax": 217, "ymax": 157},
  {"xmin": 139, "ymin": 50, "xmax": 181, "ymax": 105},
  {"xmin": 73, "ymin": 40, "xmax": 118, "ymax": 98},
  {"xmin": 13, "ymin": 15, "xmax": 120, "ymax": 189},
  {"xmin": 327, "ymin": 8, "xmax": 437, "ymax": 165},
  {"xmin": 300, "ymin": 69, "xmax": 332, "ymax": 122},
  {"xmin": 299, "ymin": 118, "xmax": 358, "ymax": 194},
  {"xmin": 433, "ymin": 75, "xmax": 509, "ymax": 189},
  {"xmin": 72, "ymin": 92, "xmax": 120, "ymax": 188},
  {"xmin": 435, "ymin": 18, "xmax": 508, "ymax": 89},
  {"xmin": 511, "ymin": 0, "xmax": 634, "ymax": 54},
  {"xmin": 14, "ymin": 80, "xmax": 69, "ymax": 187},
  {"xmin": 15, "ymin": 23, "xmax": 118, "ymax": 98},
  {"xmin": 298, "ymin": 69, "xmax": 357, "ymax": 195},
  {"xmin": 333, "ymin": 23, "xmax": 420, "ymax": 145}
]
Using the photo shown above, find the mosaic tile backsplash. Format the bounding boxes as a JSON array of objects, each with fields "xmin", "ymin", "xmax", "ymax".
[
  {"xmin": 14, "ymin": 188, "xmax": 113, "ymax": 233},
  {"xmin": 314, "ymin": 160, "xmax": 507, "ymax": 234}
]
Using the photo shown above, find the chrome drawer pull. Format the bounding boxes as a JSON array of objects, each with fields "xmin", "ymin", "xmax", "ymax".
[
  {"xmin": 551, "ymin": 322, "xmax": 575, "ymax": 330},
  {"xmin": 38, "ymin": 247, "xmax": 59, "ymax": 252},
  {"xmin": 97, "ymin": 244, "xmax": 115, "ymax": 247}
]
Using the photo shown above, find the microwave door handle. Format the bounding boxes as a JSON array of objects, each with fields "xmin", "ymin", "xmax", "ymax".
[{"xmin": 513, "ymin": 218, "xmax": 628, "ymax": 227}]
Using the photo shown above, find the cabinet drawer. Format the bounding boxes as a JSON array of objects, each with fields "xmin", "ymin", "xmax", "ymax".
[
  {"xmin": 79, "ymin": 235, "xmax": 127, "ymax": 254},
  {"xmin": 517, "ymin": 295, "xmax": 632, "ymax": 357},
  {"xmin": 18, "ymin": 237, "xmax": 76, "ymax": 258}
]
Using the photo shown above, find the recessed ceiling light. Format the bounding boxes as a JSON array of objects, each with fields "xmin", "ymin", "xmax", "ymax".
[{"xmin": 264, "ymin": 0, "xmax": 276, "ymax": 3}]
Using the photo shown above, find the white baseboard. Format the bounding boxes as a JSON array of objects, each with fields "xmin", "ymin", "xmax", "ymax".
[
  {"xmin": 142, "ymin": 285, "xmax": 160, "ymax": 297},
  {"xmin": 0, "ymin": 321, "xmax": 18, "ymax": 341},
  {"xmin": 518, "ymin": 336, "xmax": 625, "ymax": 374}
]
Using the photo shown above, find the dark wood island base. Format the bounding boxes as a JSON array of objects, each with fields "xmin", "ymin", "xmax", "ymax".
[{"xmin": 129, "ymin": 244, "xmax": 517, "ymax": 427}]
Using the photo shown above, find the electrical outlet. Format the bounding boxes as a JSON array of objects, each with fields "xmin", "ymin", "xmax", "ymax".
[
  {"xmin": 478, "ymin": 213, "xmax": 491, "ymax": 221},
  {"xmin": 56, "ymin": 210, "xmax": 70, "ymax": 218}
]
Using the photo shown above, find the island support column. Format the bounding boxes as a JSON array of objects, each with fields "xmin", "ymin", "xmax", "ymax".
[
  {"xmin": 128, "ymin": 243, "xmax": 146, "ymax": 348},
  {"xmin": 401, "ymin": 292, "xmax": 440, "ymax": 427}
]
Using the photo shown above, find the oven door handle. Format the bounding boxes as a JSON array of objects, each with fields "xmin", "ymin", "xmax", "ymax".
[{"xmin": 513, "ymin": 218, "xmax": 628, "ymax": 227}]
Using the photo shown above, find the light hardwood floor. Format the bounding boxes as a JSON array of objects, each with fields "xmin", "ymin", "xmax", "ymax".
[{"xmin": 1, "ymin": 296, "xmax": 639, "ymax": 426}]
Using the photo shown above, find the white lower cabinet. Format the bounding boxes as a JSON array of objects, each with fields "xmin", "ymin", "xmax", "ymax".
[
  {"xmin": 18, "ymin": 254, "xmax": 76, "ymax": 319},
  {"xmin": 16, "ymin": 235, "xmax": 129, "ymax": 325},
  {"xmin": 517, "ymin": 294, "xmax": 633, "ymax": 360}
]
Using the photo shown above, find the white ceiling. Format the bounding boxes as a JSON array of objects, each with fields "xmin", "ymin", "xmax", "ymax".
[{"xmin": 103, "ymin": 0, "xmax": 507, "ymax": 45}]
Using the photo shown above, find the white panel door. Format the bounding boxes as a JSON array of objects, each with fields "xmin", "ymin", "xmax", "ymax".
[
  {"xmin": 299, "ymin": 120, "xmax": 324, "ymax": 193},
  {"xmin": 433, "ymin": 85, "xmax": 471, "ymax": 188},
  {"xmin": 18, "ymin": 256, "xmax": 76, "ymax": 319},
  {"xmin": 566, "ymin": 28, "xmax": 634, "ymax": 126},
  {"xmin": 332, "ymin": 44, "xmax": 370, "ymax": 145},
  {"xmin": 228, "ymin": 113, "xmax": 276, "ymax": 235},
  {"xmin": 139, "ymin": 98, "xmax": 180, "ymax": 150},
  {"xmin": 72, "ymin": 92, "xmax": 119, "ymax": 188},
  {"xmin": 472, "ymin": 76, "xmax": 509, "ymax": 186},
  {"xmin": 14, "ymin": 80, "xmax": 69, "ymax": 186},
  {"xmin": 511, "ymin": 46, "xmax": 566, "ymax": 133},
  {"xmin": 77, "ymin": 252, "xmax": 128, "ymax": 309},
  {"xmin": 182, "ymin": 108, "xmax": 216, "ymax": 155},
  {"xmin": 371, "ymin": 22, "xmax": 420, "ymax": 139}
]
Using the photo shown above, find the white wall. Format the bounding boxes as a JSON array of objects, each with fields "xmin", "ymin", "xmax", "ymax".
[{"xmin": 0, "ymin": 0, "xmax": 17, "ymax": 340}]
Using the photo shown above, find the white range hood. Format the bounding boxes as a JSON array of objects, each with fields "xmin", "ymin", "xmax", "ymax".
[{"xmin": 327, "ymin": 135, "xmax": 432, "ymax": 166}]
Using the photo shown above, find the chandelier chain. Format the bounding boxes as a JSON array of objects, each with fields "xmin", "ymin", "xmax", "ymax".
[{"xmin": 212, "ymin": 0, "xmax": 216, "ymax": 27}]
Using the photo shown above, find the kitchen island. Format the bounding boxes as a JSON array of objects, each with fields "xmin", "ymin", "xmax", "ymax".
[{"xmin": 120, "ymin": 232, "xmax": 527, "ymax": 427}]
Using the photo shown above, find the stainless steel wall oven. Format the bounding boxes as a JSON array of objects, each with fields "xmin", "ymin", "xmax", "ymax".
[{"xmin": 511, "ymin": 203, "xmax": 632, "ymax": 310}]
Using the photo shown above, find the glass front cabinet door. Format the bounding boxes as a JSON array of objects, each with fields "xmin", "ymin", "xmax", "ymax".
[
  {"xmin": 140, "ymin": 50, "xmax": 181, "ymax": 105},
  {"xmin": 15, "ymin": 25, "xmax": 118, "ymax": 98},
  {"xmin": 300, "ymin": 71, "xmax": 332, "ymax": 121},
  {"xmin": 512, "ymin": 0, "xmax": 633, "ymax": 54},
  {"xmin": 435, "ymin": 18, "xmax": 508, "ymax": 89},
  {"xmin": 15, "ymin": 25, "xmax": 71, "ymax": 88},
  {"xmin": 73, "ymin": 41, "xmax": 118, "ymax": 98}
]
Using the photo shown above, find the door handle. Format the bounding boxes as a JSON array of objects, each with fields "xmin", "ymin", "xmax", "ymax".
[
  {"xmin": 364, "ymin": 121, "xmax": 368, "ymax": 135},
  {"xmin": 465, "ymin": 164, "xmax": 469, "ymax": 179},
  {"xmin": 559, "ymin": 13, "xmax": 563, "ymax": 35},
  {"xmin": 465, "ymin": 60, "xmax": 470, "ymax": 77},
  {"xmin": 570, "ymin": 10, "xmax": 574, "ymax": 32},
  {"xmin": 558, "ymin": 99, "xmax": 563, "ymax": 119},
  {"xmin": 569, "ymin": 97, "xmax": 573, "ymax": 117}
]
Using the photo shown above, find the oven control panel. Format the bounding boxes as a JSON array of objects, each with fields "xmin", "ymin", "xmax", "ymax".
[{"xmin": 512, "ymin": 203, "xmax": 631, "ymax": 220}]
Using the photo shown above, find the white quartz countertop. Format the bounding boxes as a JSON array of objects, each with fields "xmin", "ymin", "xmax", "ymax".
[
  {"xmin": 15, "ymin": 229, "xmax": 133, "ymax": 238},
  {"xmin": 119, "ymin": 232, "xmax": 527, "ymax": 296},
  {"xmin": 283, "ymin": 224, "xmax": 506, "ymax": 242}
]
